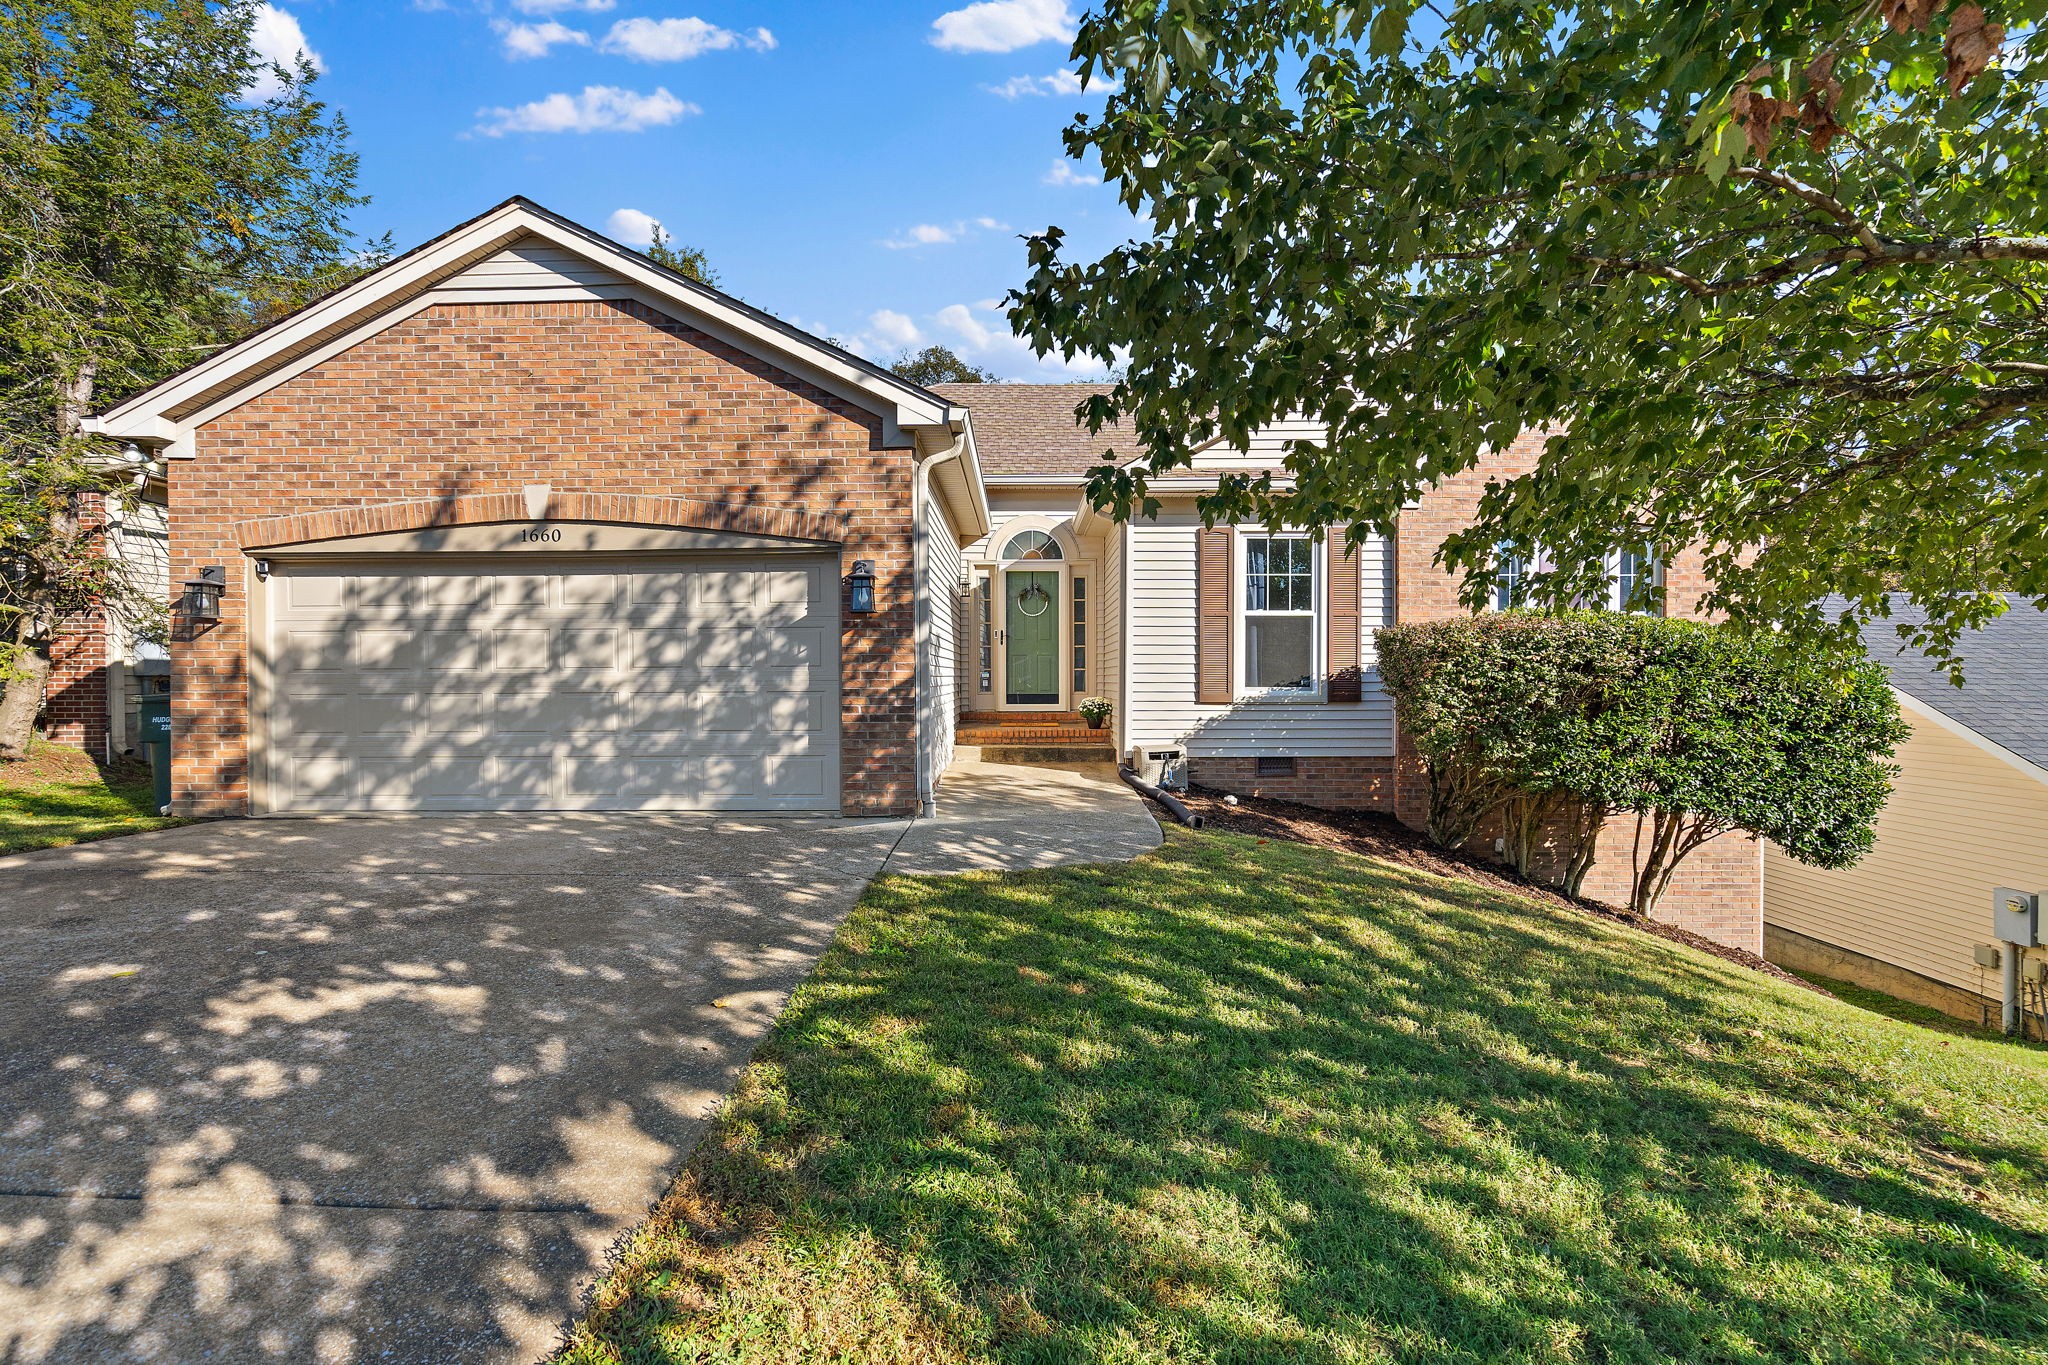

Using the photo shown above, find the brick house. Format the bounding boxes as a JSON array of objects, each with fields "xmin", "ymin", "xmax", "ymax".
[{"xmin": 79, "ymin": 197, "xmax": 1760, "ymax": 949}]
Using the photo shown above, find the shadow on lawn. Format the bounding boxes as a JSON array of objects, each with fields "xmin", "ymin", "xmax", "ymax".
[{"xmin": 623, "ymin": 834, "xmax": 2048, "ymax": 1364}]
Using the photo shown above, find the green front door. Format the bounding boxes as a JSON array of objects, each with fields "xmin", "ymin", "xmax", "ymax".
[{"xmin": 1004, "ymin": 570, "xmax": 1061, "ymax": 706}]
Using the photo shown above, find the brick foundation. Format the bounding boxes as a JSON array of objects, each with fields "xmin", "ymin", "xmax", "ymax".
[
  {"xmin": 176, "ymin": 297, "xmax": 921, "ymax": 817},
  {"xmin": 1188, "ymin": 756, "xmax": 1396, "ymax": 811}
]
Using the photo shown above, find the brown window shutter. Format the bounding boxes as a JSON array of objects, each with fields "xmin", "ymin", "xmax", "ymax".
[
  {"xmin": 1196, "ymin": 526, "xmax": 1234, "ymax": 704},
  {"xmin": 1326, "ymin": 538, "xmax": 1363, "ymax": 703}
]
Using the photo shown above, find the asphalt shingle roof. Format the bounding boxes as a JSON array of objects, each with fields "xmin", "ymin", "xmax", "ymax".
[
  {"xmin": 1856, "ymin": 594, "xmax": 2048, "ymax": 770},
  {"xmin": 934, "ymin": 382, "xmax": 1129, "ymax": 480}
]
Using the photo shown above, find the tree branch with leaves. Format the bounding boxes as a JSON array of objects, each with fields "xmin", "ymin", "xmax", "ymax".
[{"xmin": 1013, "ymin": 0, "xmax": 2048, "ymax": 674}]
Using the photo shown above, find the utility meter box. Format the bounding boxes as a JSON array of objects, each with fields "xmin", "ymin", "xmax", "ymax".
[
  {"xmin": 1993, "ymin": 887, "xmax": 2040, "ymax": 946},
  {"xmin": 1129, "ymin": 745, "xmax": 1188, "ymax": 791}
]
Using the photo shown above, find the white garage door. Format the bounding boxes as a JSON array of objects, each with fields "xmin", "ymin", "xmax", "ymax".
[{"xmin": 257, "ymin": 555, "xmax": 840, "ymax": 813}]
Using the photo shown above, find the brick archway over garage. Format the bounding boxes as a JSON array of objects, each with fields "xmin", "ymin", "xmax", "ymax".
[{"xmin": 233, "ymin": 491, "xmax": 852, "ymax": 552}]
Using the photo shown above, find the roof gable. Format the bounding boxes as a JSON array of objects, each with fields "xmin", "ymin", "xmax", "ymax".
[{"xmin": 90, "ymin": 197, "xmax": 962, "ymax": 454}]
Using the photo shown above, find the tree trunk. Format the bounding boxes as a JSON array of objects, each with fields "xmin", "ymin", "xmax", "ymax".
[
  {"xmin": 1560, "ymin": 801, "xmax": 1605, "ymax": 899},
  {"xmin": 0, "ymin": 652, "xmax": 51, "ymax": 761}
]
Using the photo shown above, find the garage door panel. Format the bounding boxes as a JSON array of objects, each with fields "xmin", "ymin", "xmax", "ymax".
[
  {"xmin": 487, "ymin": 629, "xmax": 552, "ymax": 674},
  {"xmin": 560, "ymin": 573, "xmax": 618, "ymax": 608},
  {"xmin": 263, "ymin": 553, "xmax": 840, "ymax": 813},
  {"xmin": 282, "ymin": 754, "xmax": 359, "ymax": 809},
  {"xmin": 495, "ymin": 689, "xmax": 618, "ymax": 736},
  {"xmin": 491, "ymin": 574, "xmax": 552, "ymax": 609},
  {"xmin": 357, "ymin": 629, "xmax": 418, "ymax": 670},
  {"xmin": 695, "ymin": 690, "xmax": 824, "ymax": 734},
  {"xmin": 420, "ymin": 631, "xmax": 488, "ymax": 672},
  {"xmin": 355, "ymin": 575, "xmax": 418, "ymax": 611},
  {"xmin": 422, "ymin": 575, "xmax": 483, "ymax": 608}
]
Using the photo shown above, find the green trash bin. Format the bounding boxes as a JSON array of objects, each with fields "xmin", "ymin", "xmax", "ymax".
[{"xmin": 138, "ymin": 695, "xmax": 172, "ymax": 815}]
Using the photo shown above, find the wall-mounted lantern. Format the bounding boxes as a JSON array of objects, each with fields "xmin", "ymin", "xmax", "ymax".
[
  {"xmin": 182, "ymin": 565, "xmax": 226, "ymax": 623},
  {"xmin": 846, "ymin": 559, "xmax": 876, "ymax": 615}
]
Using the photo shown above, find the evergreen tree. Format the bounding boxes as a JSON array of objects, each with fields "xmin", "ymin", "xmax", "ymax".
[{"xmin": 0, "ymin": 0, "xmax": 376, "ymax": 757}]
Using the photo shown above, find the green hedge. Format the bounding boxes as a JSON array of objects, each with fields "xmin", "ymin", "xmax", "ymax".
[{"xmin": 1377, "ymin": 612, "xmax": 1906, "ymax": 915}]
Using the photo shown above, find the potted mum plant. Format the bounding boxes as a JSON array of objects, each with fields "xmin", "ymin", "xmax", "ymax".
[{"xmin": 1078, "ymin": 696, "xmax": 1113, "ymax": 730}]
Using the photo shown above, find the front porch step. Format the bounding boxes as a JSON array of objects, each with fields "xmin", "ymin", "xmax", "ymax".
[
  {"xmin": 961, "ymin": 743, "xmax": 1119, "ymax": 766},
  {"xmin": 957, "ymin": 709, "xmax": 1112, "ymax": 749}
]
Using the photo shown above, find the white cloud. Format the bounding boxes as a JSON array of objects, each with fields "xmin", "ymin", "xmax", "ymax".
[
  {"xmin": 930, "ymin": 0, "xmax": 1074, "ymax": 53},
  {"xmin": 933, "ymin": 300, "xmax": 1122, "ymax": 379},
  {"xmin": 606, "ymin": 208, "xmax": 661, "ymax": 246},
  {"xmin": 868, "ymin": 309, "xmax": 923, "ymax": 349},
  {"xmin": 510, "ymin": 0, "xmax": 614, "ymax": 13},
  {"xmin": 881, "ymin": 216, "xmax": 1008, "ymax": 250},
  {"xmin": 986, "ymin": 68, "xmax": 1101, "ymax": 99},
  {"xmin": 243, "ymin": 4, "xmax": 324, "ymax": 103},
  {"xmin": 599, "ymin": 17, "xmax": 776, "ymax": 62},
  {"xmin": 494, "ymin": 18, "xmax": 589, "ymax": 59},
  {"xmin": 1043, "ymin": 159, "xmax": 1097, "ymax": 187},
  {"xmin": 475, "ymin": 85, "xmax": 697, "ymax": 135}
]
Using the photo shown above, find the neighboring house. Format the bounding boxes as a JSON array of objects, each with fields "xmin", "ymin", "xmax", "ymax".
[
  {"xmin": 43, "ymin": 467, "xmax": 170, "ymax": 761},
  {"xmin": 1766, "ymin": 597, "xmax": 2048, "ymax": 1023},
  {"xmin": 75, "ymin": 197, "xmax": 1761, "ymax": 951}
]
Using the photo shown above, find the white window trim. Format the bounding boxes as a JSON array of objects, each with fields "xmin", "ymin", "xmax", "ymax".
[
  {"xmin": 1233, "ymin": 528, "xmax": 1324, "ymax": 703},
  {"xmin": 1491, "ymin": 545, "xmax": 1664, "ymax": 615}
]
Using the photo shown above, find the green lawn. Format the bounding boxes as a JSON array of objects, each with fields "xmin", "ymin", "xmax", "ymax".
[
  {"xmin": 561, "ymin": 828, "xmax": 2048, "ymax": 1365},
  {"xmin": 0, "ymin": 742, "xmax": 184, "ymax": 854}
]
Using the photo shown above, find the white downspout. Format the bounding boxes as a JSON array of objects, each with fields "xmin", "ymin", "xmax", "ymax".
[{"xmin": 912, "ymin": 431, "xmax": 969, "ymax": 818}]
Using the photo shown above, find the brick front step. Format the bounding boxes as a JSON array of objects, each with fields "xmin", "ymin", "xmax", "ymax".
[
  {"xmin": 966, "ymin": 743, "xmax": 1119, "ymax": 766},
  {"xmin": 960, "ymin": 710, "xmax": 1080, "ymax": 725},
  {"xmin": 959, "ymin": 728, "xmax": 1108, "ymax": 745}
]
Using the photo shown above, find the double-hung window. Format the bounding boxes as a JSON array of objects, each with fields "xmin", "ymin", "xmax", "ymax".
[
  {"xmin": 1610, "ymin": 548, "xmax": 1663, "ymax": 615},
  {"xmin": 1243, "ymin": 533, "xmax": 1317, "ymax": 693}
]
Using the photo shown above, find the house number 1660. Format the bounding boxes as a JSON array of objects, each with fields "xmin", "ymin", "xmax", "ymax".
[{"xmin": 517, "ymin": 526, "xmax": 562, "ymax": 543}]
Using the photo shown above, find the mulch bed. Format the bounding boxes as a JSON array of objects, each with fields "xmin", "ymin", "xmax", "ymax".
[{"xmin": 1148, "ymin": 783, "xmax": 1821, "ymax": 992}]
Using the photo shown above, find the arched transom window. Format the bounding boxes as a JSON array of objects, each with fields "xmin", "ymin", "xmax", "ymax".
[{"xmin": 1000, "ymin": 529, "xmax": 1063, "ymax": 561}]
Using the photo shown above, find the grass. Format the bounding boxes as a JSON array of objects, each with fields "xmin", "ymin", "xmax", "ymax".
[
  {"xmin": 1791, "ymin": 969, "xmax": 2048, "ymax": 1050},
  {"xmin": 561, "ymin": 828, "xmax": 2048, "ymax": 1365},
  {"xmin": 0, "ymin": 741, "xmax": 184, "ymax": 854}
]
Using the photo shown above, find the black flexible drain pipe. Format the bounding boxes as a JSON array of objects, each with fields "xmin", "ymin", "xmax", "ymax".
[{"xmin": 1120, "ymin": 767, "xmax": 1204, "ymax": 828}]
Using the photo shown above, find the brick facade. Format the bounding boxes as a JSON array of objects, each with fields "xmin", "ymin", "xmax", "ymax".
[
  {"xmin": 173, "ymin": 297, "xmax": 920, "ymax": 817},
  {"xmin": 43, "ymin": 493, "xmax": 111, "ymax": 758},
  {"xmin": 1390, "ymin": 431, "xmax": 1764, "ymax": 954}
]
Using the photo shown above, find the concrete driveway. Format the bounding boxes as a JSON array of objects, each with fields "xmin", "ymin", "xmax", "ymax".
[
  {"xmin": 0, "ymin": 761, "xmax": 1159, "ymax": 1364},
  {"xmin": 0, "ymin": 812, "xmax": 910, "ymax": 1364}
]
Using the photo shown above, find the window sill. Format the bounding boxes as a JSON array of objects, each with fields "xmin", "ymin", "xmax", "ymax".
[{"xmin": 1232, "ymin": 688, "xmax": 1326, "ymax": 706}]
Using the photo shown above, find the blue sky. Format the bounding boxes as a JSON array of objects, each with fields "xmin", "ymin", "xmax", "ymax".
[{"xmin": 257, "ymin": 0, "xmax": 1131, "ymax": 379}]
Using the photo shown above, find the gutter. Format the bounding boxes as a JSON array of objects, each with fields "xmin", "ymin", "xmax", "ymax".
[{"xmin": 912, "ymin": 430, "xmax": 971, "ymax": 818}]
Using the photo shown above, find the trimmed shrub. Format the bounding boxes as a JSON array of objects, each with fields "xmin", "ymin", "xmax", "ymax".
[{"xmin": 1378, "ymin": 613, "xmax": 1906, "ymax": 915}]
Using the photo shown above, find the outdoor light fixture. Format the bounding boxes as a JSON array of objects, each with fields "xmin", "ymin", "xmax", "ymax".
[
  {"xmin": 183, "ymin": 565, "xmax": 226, "ymax": 623},
  {"xmin": 846, "ymin": 559, "xmax": 876, "ymax": 615}
]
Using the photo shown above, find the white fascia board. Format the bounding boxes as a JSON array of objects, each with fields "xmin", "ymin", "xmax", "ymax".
[
  {"xmin": 1891, "ymin": 686, "xmax": 2048, "ymax": 792},
  {"xmin": 982, "ymin": 474, "xmax": 1088, "ymax": 487},
  {"xmin": 93, "ymin": 198, "xmax": 954, "ymax": 443}
]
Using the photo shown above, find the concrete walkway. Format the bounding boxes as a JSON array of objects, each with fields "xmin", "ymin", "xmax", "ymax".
[
  {"xmin": 885, "ymin": 755, "xmax": 1163, "ymax": 875},
  {"xmin": 0, "ymin": 761, "xmax": 1157, "ymax": 1364}
]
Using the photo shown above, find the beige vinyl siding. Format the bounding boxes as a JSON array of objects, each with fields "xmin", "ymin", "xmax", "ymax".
[
  {"xmin": 1100, "ymin": 523, "xmax": 1126, "ymax": 753},
  {"xmin": 923, "ymin": 493, "xmax": 964, "ymax": 784},
  {"xmin": 1190, "ymin": 417, "xmax": 1328, "ymax": 469},
  {"xmin": 429, "ymin": 237, "xmax": 623, "ymax": 300},
  {"xmin": 1125, "ymin": 501, "xmax": 1396, "ymax": 758},
  {"xmin": 1765, "ymin": 711, "xmax": 2048, "ymax": 997},
  {"xmin": 111, "ymin": 494, "xmax": 169, "ymax": 660}
]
